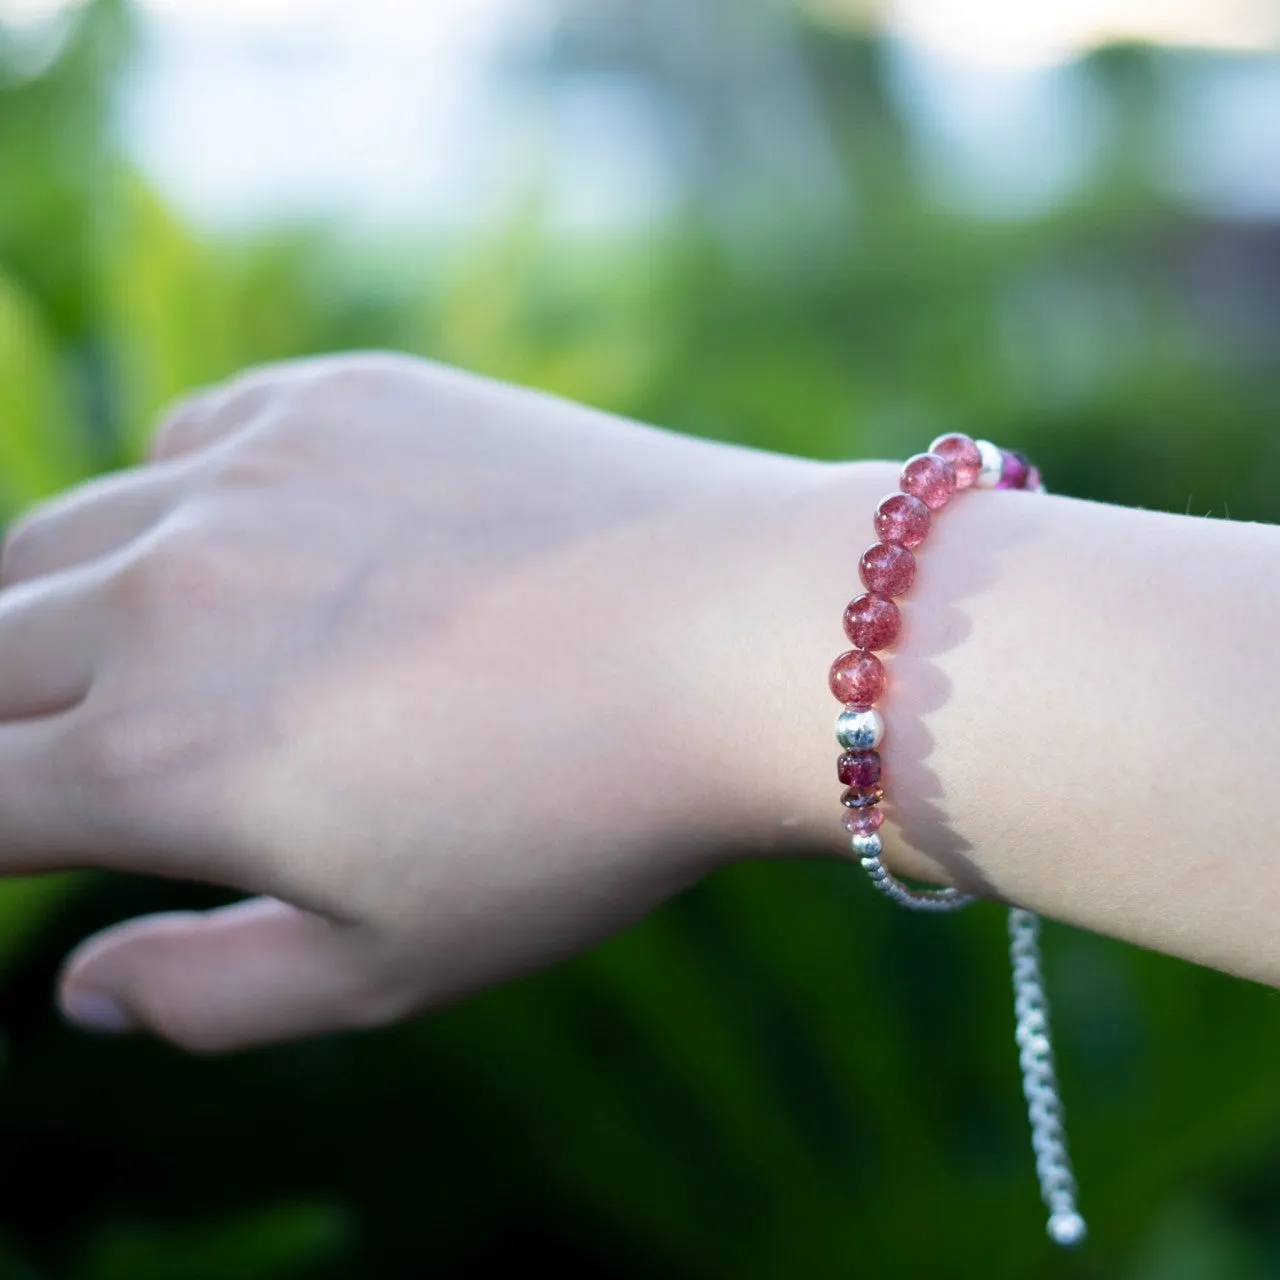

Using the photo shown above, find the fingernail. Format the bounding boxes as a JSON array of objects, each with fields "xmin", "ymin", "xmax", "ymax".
[{"xmin": 60, "ymin": 989, "xmax": 137, "ymax": 1034}]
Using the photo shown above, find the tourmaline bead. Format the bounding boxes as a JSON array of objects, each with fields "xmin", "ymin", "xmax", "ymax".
[
  {"xmin": 874, "ymin": 492, "xmax": 930, "ymax": 550},
  {"xmin": 842, "ymin": 806, "xmax": 885, "ymax": 836},
  {"xmin": 929, "ymin": 433, "xmax": 983, "ymax": 490},
  {"xmin": 841, "ymin": 785, "xmax": 884, "ymax": 808},
  {"xmin": 838, "ymin": 750, "xmax": 881, "ymax": 787},
  {"xmin": 859, "ymin": 541, "xmax": 916, "ymax": 598},
  {"xmin": 900, "ymin": 452, "xmax": 956, "ymax": 511},
  {"xmin": 997, "ymin": 449, "xmax": 1030, "ymax": 490},
  {"xmin": 842, "ymin": 592, "xmax": 900, "ymax": 650},
  {"xmin": 828, "ymin": 648, "xmax": 885, "ymax": 707}
]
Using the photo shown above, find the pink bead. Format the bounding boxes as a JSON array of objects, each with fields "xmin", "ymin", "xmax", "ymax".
[
  {"xmin": 900, "ymin": 453, "xmax": 956, "ymax": 511},
  {"xmin": 838, "ymin": 750, "xmax": 881, "ymax": 787},
  {"xmin": 859, "ymin": 541, "xmax": 916, "ymax": 598},
  {"xmin": 930, "ymin": 434, "xmax": 982, "ymax": 490},
  {"xmin": 1025, "ymin": 464, "xmax": 1042, "ymax": 490},
  {"xmin": 997, "ymin": 450, "xmax": 1030, "ymax": 490},
  {"xmin": 842, "ymin": 806, "xmax": 884, "ymax": 836},
  {"xmin": 842, "ymin": 593, "xmax": 900, "ymax": 651},
  {"xmin": 874, "ymin": 492, "xmax": 930, "ymax": 549},
  {"xmin": 828, "ymin": 649, "xmax": 885, "ymax": 708}
]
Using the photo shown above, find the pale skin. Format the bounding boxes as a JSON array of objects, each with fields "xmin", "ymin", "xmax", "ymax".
[{"xmin": 0, "ymin": 352, "xmax": 1273, "ymax": 1053}]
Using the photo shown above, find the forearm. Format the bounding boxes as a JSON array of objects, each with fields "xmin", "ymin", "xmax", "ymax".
[{"xmin": 735, "ymin": 460, "xmax": 1280, "ymax": 986}]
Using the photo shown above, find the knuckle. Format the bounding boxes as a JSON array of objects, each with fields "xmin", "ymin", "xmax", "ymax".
[
  {"xmin": 150, "ymin": 391, "xmax": 219, "ymax": 462},
  {"xmin": 109, "ymin": 520, "xmax": 229, "ymax": 617},
  {"xmin": 59, "ymin": 698, "xmax": 221, "ymax": 820},
  {"xmin": 0, "ymin": 512, "xmax": 51, "ymax": 584}
]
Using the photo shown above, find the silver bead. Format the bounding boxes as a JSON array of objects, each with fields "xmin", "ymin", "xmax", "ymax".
[
  {"xmin": 975, "ymin": 438, "xmax": 1003, "ymax": 488},
  {"xmin": 1047, "ymin": 1212, "xmax": 1087, "ymax": 1248},
  {"xmin": 851, "ymin": 832, "xmax": 883, "ymax": 858},
  {"xmin": 835, "ymin": 707, "xmax": 884, "ymax": 751}
]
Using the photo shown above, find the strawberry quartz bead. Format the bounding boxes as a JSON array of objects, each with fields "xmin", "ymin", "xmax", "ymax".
[
  {"xmin": 874, "ymin": 492, "xmax": 930, "ymax": 549},
  {"xmin": 929, "ymin": 433, "xmax": 983, "ymax": 490},
  {"xmin": 842, "ymin": 806, "xmax": 885, "ymax": 836},
  {"xmin": 900, "ymin": 452, "xmax": 956, "ymax": 511},
  {"xmin": 838, "ymin": 750, "xmax": 882, "ymax": 787},
  {"xmin": 828, "ymin": 648, "xmax": 885, "ymax": 708},
  {"xmin": 843, "ymin": 592, "xmax": 900, "ymax": 650},
  {"xmin": 859, "ymin": 541, "xmax": 916, "ymax": 597}
]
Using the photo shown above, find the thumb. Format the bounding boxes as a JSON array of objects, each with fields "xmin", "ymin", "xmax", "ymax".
[{"xmin": 58, "ymin": 898, "xmax": 403, "ymax": 1053}]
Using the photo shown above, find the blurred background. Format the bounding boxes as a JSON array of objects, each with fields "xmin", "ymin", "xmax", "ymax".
[{"xmin": 1, "ymin": 0, "xmax": 1280, "ymax": 1275}]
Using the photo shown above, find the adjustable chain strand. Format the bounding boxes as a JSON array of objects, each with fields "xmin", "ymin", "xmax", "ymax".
[{"xmin": 1008, "ymin": 907, "xmax": 1086, "ymax": 1247}]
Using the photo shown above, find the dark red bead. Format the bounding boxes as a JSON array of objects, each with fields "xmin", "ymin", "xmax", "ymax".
[
  {"xmin": 828, "ymin": 649, "xmax": 885, "ymax": 708},
  {"xmin": 859, "ymin": 541, "xmax": 916, "ymax": 598},
  {"xmin": 874, "ymin": 492, "xmax": 930, "ymax": 549},
  {"xmin": 838, "ymin": 750, "xmax": 881, "ymax": 788},
  {"xmin": 842, "ymin": 593, "xmax": 900, "ymax": 651},
  {"xmin": 997, "ymin": 450, "xmax": 1030, "ymax": 490}
]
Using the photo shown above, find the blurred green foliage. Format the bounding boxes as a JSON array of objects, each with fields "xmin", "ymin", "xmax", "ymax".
[{"xmin": 2, "ymin": 3, "xmax": 1280, "ymax": 1278}]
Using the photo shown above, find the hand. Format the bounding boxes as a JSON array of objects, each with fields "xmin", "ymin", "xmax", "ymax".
[{"xmin": 0, "ymin": 353, "xmax": 833, "ymax": 1052}]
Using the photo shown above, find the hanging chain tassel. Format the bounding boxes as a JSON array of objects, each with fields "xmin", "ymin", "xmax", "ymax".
[{"xmin": 1008, "ymin": 907, "xmax": 1087, "ymax": 1247}]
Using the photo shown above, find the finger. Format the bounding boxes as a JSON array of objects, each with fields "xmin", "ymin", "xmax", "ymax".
[
  {"xmin": 0, "ymin": 463, "xmax": 195, "ymax": 589},
  {"xmin": 58, "ymin": 898, "xmax": 397, "ymax": 1053},
  {"xmin": 0, "ymin": 569, "xmax": 98, "ymax": 718}
]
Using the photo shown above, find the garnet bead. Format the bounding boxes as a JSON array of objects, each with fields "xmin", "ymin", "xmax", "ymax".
[
  {"xmin": 828, "ymin": 648, "xmax": 885, "ymax": 708},
  {"xmin": 838, "ymin": 750, "xmax": 882, "ymax": 787},
  {"xmin": 900, "ymin": 452, "xmax": 956, "ymax": 511},
  {"xmin": 842, "ymin": 806, "xmax": 885, "ymax": 836},
  {"xmin": 874, "ymin": 492, "xmax": 930, "ymax": 549},
  {"xmin": 859, "ymin": 541, "xmax": 916, "ymax": 598},
  {"xmin": 843, "ymin": 592, "xmax": 900, "ymax": 650},
  {"xmin": 929, "ymin": 433, "xmax": 983, "ymax": 490},
  {"xmin": 841, "ymin": 785, "xmax": 885, "ymax": 808}
]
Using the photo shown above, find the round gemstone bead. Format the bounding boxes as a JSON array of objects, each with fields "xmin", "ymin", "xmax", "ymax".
[
  {"xmin": 842, "ymin": 592, "xmax": 900, "ymax": 650},
  {"xmin": 974, "ymin": 439, "xmax": 1003, "ymax": 488},
  {"xmin": 838, "ymin": 750, "xmax": 881, "ymax": 787},
  {"xmin": 842, "ymin": 805, "xmax": 885, "ymax": 836},
  {"xmin": 835, "ymin": 707, "xmax": 884, "ymax": 751},
  {"xmin": 859, "ymin": 541, "xmax": 916, "ymax": 598},
  {"xmin": 929, "ymin": 433, "xmax": 983, "ymax": 490},
  {"xmin": 873, "ymin": 492, "xmax": 930, "ymax": 550},
  {"xmin": 828, "ymin": 648, "xmax": 885, "ymax": 708},
  {"xmin": 841, "ymin": 785, "xmax": 884, "ymax": 808},
  {"xmin": 997, "ymin": 449, "xmax": 1030, "ymax": 490},
  {"xmin": 900, "ymin": 453, "xmax": 956, "ymax": 511}
]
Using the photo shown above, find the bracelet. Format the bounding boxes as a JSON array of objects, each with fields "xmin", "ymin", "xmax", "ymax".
[{"xmin": 828, "ymin": 434, "xmax": 1087, "ymax": 1249}]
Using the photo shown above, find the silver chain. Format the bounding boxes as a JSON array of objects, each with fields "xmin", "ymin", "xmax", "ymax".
[
  {"xmin": 1008, "ymin": 907, "xmax": 1086, "ymax": 1247},
  {"xmin": 859, "ymin": 854, "xmax": 976, "ymax": 912},
  {"xmin": 857, "ymin": 854, "xmax": 1086, "ymax": 1247}
]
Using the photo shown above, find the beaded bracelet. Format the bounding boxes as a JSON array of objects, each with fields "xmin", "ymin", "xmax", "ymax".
[{"xmin": 828, "ymin": 434, "xmax": 1087, "ymax": 1249}]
